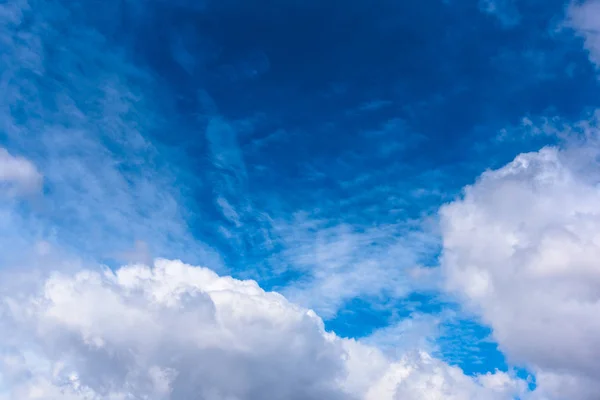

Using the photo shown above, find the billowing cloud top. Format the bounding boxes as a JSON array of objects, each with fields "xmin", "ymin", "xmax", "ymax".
[
  {"xmin": 441, "ymin": 142, "xmax": 600, "ymax": 399},
  {"xmin": 569, "ymin": 0, "xmax": 600, "ymax": 67},
  {"xmin": 0, "ymin": 259, "xmax": 524, "ymax": 400}
]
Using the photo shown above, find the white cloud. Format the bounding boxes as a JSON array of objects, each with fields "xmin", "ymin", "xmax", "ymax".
[
  {"xmin": 366, "ymin": 352, "xmax": 525, "ymax": 400},
  {"xmin": 0, "ymin": 148, "xmax": 42, "ymax": 197},
  {"xmin": 0, "ymin": 0, "xmax": 222, "ymax": 268},
  {"xmin": 440, "ymin": 137, "xmax": 600, "ymax": 399},
  {"xmin": 567, "ymin": 0, "xmax": 600, "ymax": 68},
  {"xmin": 271, "ymin": 213, "xmax": 439, "ymax": 317},
  {"xmin": 362, "ymin": 313, "xmax": 442, "ymax": 358},
  {"xmin": 0, "ymin": 259, "xmax": 526, "ymax": 400}
]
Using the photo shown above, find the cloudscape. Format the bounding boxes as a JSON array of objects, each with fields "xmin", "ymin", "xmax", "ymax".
[{"xmin": 1, "ymin": 0, "xmax": 600, "ymax": 399}]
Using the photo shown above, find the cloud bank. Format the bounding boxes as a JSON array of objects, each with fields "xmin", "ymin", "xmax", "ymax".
[
  {"xmin": 441, "ymin": 128, "xmax": 600, "ymax": 399},
  {"xmin": 0, "ymin": 259, "xmax": 525, "ymax": 400}
]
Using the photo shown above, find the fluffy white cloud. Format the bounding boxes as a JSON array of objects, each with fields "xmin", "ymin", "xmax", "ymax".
[
  {"xmin": 440, "ymin": 142, "xmax": 600, "ymax": 399},
  {"xmin": 0, "ymin": 259, "xmax": 524, "ymax": 400},
  {"xmin": 363, "ymin": 351, "xmax": 524, "ymax": 400},
  {"xmin": 0, "ymin": 148, "xmax": 42, "ymax": 197},
  {"xmin": 567, "ymin": 0, "xmax": 600, "ymax": 67}
]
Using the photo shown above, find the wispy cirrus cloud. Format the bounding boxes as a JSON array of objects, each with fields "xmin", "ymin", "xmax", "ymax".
[
  {"xmin": 198, "ymin": 106, "xmax": 443, "ymax": 318},
  {"xmin": 272, "ymin": 213, "xmax": 440, "ymax": 318},
  {"xmin": 0, "ymin": 0, "xmax": 221, "ymax": 269}
]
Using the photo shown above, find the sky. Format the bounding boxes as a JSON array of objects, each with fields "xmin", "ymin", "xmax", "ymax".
[{"xmin": 1, "ymin": 0, "xmax": 600, "ymax": 399}]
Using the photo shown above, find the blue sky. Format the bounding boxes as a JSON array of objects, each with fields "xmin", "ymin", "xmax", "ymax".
[{"xmin": 2, "ymin": 0, "xmax": 600, "ymax": 398}]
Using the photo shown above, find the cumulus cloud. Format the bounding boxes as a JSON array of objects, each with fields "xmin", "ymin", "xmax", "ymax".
[
  {"xmin": 440, "ymin": 134, "xmax": 600, "ymax": 399},
  {"xmin": 365, "ymin": 352, "xmax": 525, "ymax": 400},
  {"xmin": 0, "ymin": 259, "xmax": 525, "ymax": 400},
  {"xmin": 0, "ymin": 148, "xmax": 42, "ymax": 197}
]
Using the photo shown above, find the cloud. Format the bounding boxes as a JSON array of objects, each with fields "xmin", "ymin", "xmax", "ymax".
[
  {"xmin": 0, "ymin": 1, "xmax": 587, "ymax": 398},
  {"xmin": 204, "ymin": 115, "xmax": 276, "ymax": 256},
  {"xmin": 478, "ymin": 0, "xmax": 521, "ymax": 28},
  {"xmin": 440, "ymin": 128, "xmax": 600, "ymax": 399},
  {"xmin": 0, "ymin": 258, "xmax": 526, "ymax": 400},
  {"xmin": 365, "ymin": 352, "xmax": 525, "ymax": 400},
  {"xmin": 567, "ymin": 0, "xmax": 600, "ymax": 68},
  {"xmin": 0, "ymin": 0, "xmax": 222, "ymax": 268},
  {"xmin": 271, "ymin": 213, "xmax": 440, "ymax": 317},
  {"xmin": 362, "ymin": 313, "xmax": 442, "ymax": 357},
  {"xmin": 0, "ymin": 148, "xmax": 42, "ymax": 197}
]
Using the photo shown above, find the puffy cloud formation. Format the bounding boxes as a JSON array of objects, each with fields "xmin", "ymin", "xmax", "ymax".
[
  {"xmin": 568, "ymin": 0, "xmax": 600, "ymax": 67},
  {"xmin": 0, "ymin": 147, "xmax": 42, "ymax": 197},
  {"xmin": 0, "ymin": 259, "xmax": 524, "ymax": 400},
  {"xmin": 441, "ymin": 143, "xmax": 600, "ymax": 399}
]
